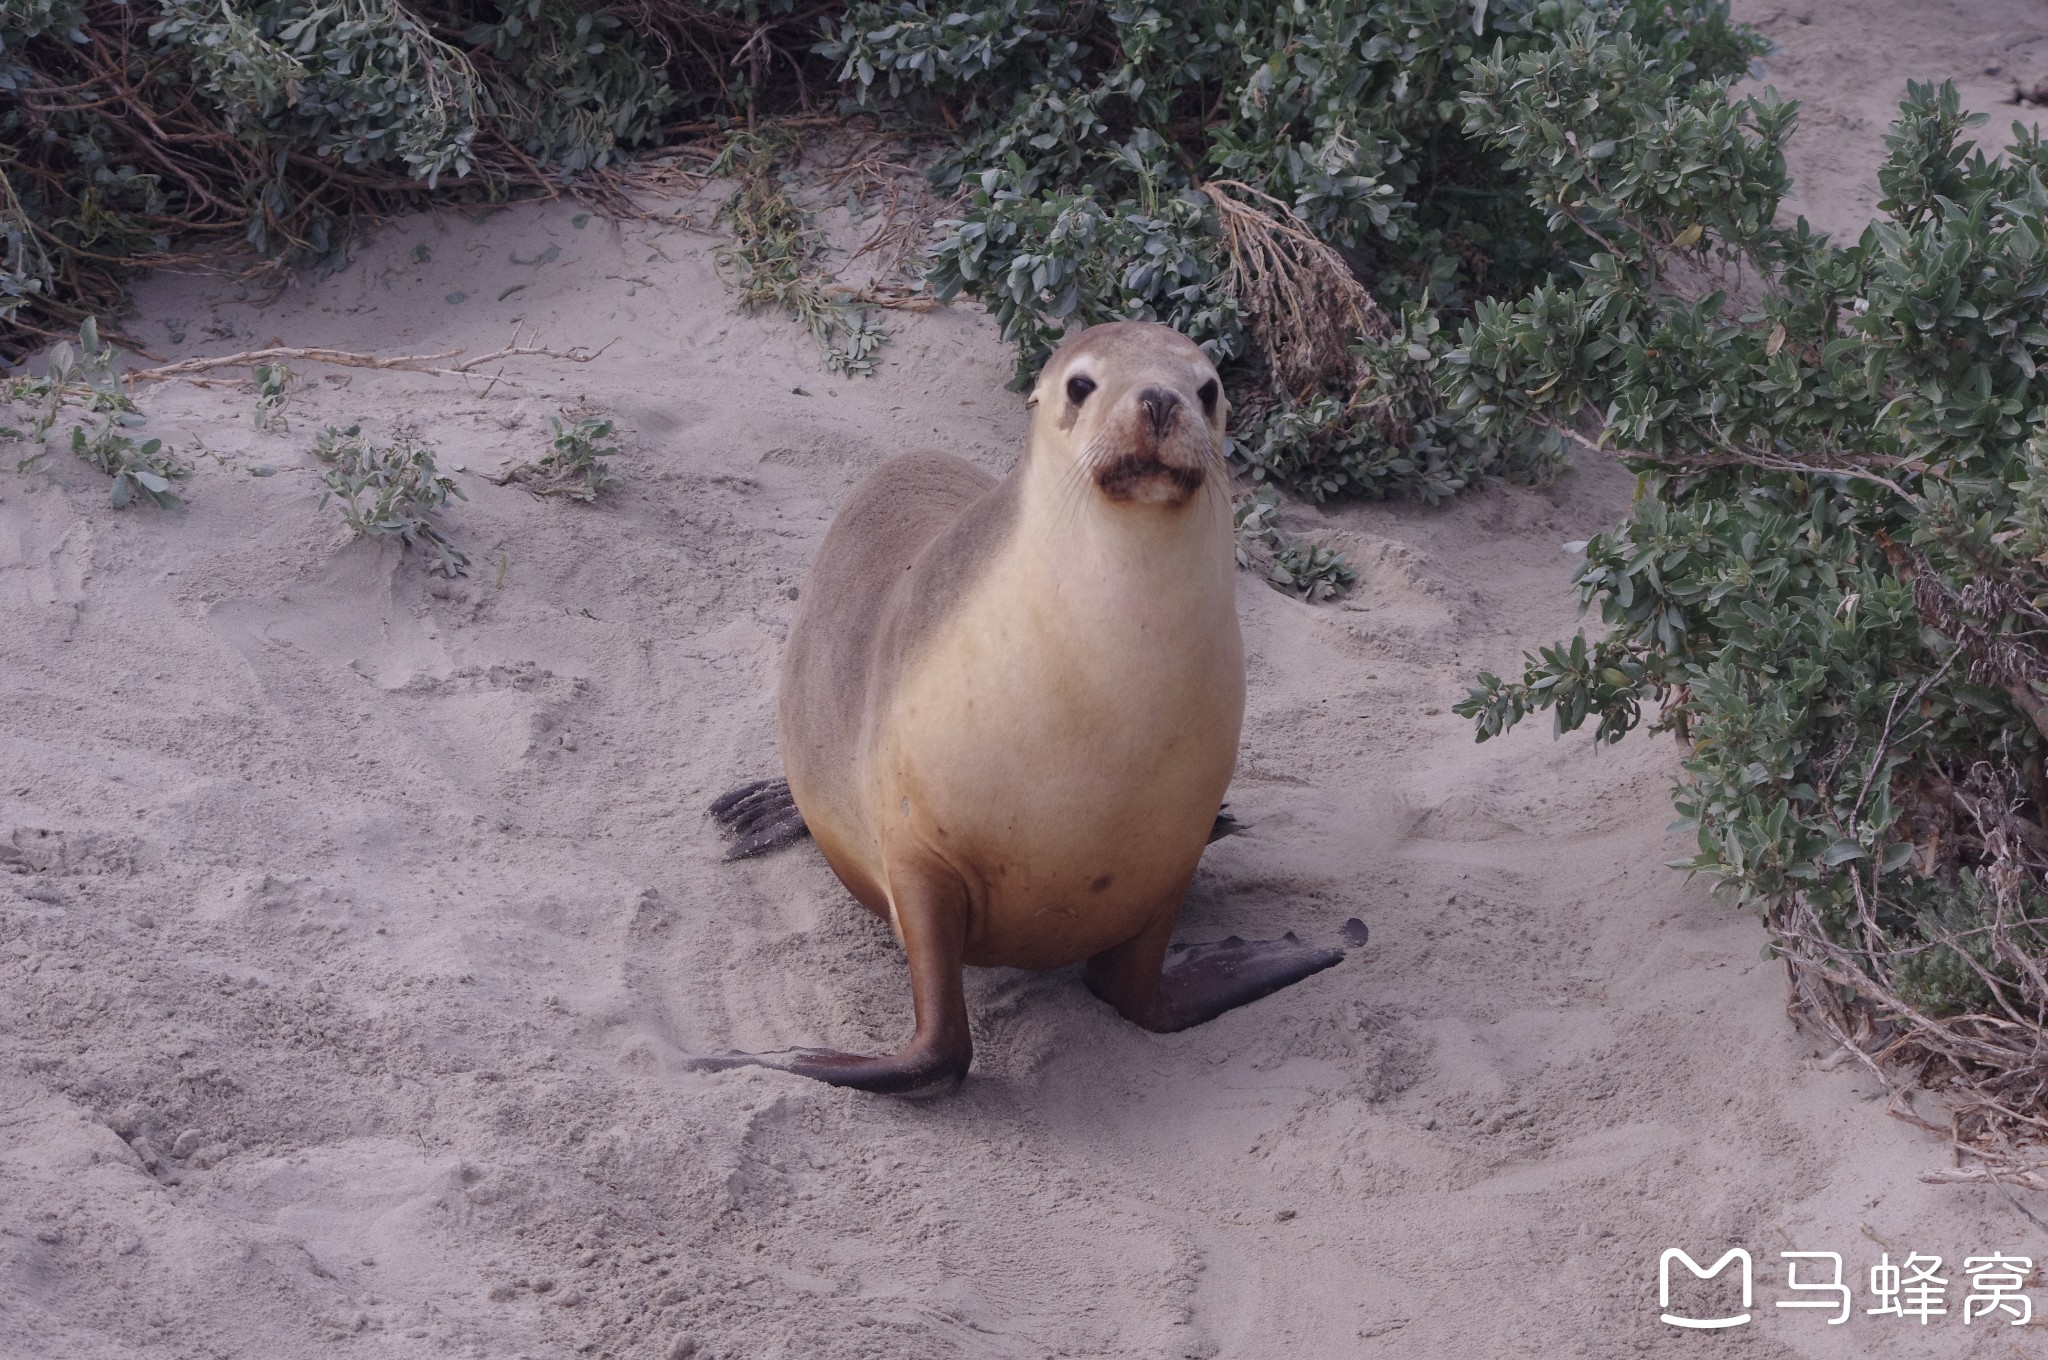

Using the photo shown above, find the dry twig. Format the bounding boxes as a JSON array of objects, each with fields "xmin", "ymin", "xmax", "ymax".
[
  {"xmin": 123, "ymin": 327, "xmax": 617, "ymax": 387},
  {"xmin": 1771, "ymin": 760, "xmax": 2048, "ymax": 1157},
  {"xmin": 1199, "ymin": 179, "xmax": 1392, "ymax": 400},
  {"xmin": 1919, "ymin": 1165, "xmax": 2048, "ymax": 1192}
]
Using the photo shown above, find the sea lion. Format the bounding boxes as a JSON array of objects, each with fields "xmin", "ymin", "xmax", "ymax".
[{"xmin": 703, "ymin": 321, "xmax": 1351, "ymax": 1095}]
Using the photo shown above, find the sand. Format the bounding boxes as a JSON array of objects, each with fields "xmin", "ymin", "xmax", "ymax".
[{"xmin": 4, "ymin": 4, "xmax": 2047, "ymax": 1358}]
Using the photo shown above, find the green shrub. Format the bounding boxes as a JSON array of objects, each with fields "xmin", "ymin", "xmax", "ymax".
[
  {"xmin": 2, "ymin": 316, "xmax": 190, "ymax": 505},
  {"xmin": 499, "ymin": 411, "xmax": 624, "ymax": 500},
  {"xmin": 314, "ymin": 423, "xmax": 470, "ymax": 575},
  {"xmin": 252, "ymin": 361, "xmax": 292, "ymax": 431},
  {"xmin": 1447, "ymin": 25, "xmax": 2048, "ymax": 1129},
  {"xmin": 0, "ymin": 1, "xmax": 767, "ymax": 354},
  {"xmin": 889, "ymin": 0, "xmax": 1763, "ymax": 498},
  {"xmin": 3, "ymin": 1, "xmax": 1756, "ymax": 506},
  {"xmin": 1234, "ymin": 485, "xmax": 1356, "ymax": 601},
  {"xmin": 711, "ymin": 131, "xmax": 890, "ymax": 375}
]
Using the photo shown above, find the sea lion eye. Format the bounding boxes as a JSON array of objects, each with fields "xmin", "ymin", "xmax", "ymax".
[
  {"xmin": 1197, "ymin": 379, "xmax": 1219, "ymax": 415},
  {"xmin": 1066, "ymin": 375, "xmax": 1097, "ymax": 406}
]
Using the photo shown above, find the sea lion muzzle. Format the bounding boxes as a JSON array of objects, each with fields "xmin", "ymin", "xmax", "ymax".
[
  {"xmin": 1093, "ymin": 449, "xmax": 1207, "ymax": 503},
  {"xmin": 1093, "ymin": 383, "xmax": 1212, "ymax": 504}
]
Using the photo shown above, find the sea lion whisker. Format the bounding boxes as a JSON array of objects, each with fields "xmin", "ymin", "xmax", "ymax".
[
  {"xmin": 1049, "ymin": 430, "xmax": 1108, "ymax": 534},
  {"xmin": 1069, "ymin": 429, "xmax": 1115, "ymax": 487},
  {"xmin": 1043, "ymin": 453, "xmax": 1088, "ymax": 539}
]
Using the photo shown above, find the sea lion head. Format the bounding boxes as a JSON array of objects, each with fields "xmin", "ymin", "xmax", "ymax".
[{"xmin": 1027, "ymin": 321, "xmax": 1229, "ymax": 508}]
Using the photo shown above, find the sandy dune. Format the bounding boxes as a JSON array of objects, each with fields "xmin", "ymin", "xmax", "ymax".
[{"xmin": 5, "ymin": 4, "xmax": 2047, "ymax": 1357}]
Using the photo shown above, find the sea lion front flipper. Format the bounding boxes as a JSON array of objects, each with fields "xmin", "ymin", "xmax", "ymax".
[
  {"xmin": 1086, "ymin": 908, "xmax": 1348, "ymax": 1034},
  {"xmin": 686, "ymin": 1046, "xmax": 968, "ymax": 1098},
  {"xmin": 688, "ymin": 863, "xmax": 973, "ymax": 1096},
  {"xmin": 708, "ymin": 778, "xmax": 810, "ymax": 860}
]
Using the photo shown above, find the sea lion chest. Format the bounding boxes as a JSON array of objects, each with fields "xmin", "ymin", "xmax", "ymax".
[{"xmin": 868, "ymin": 534, "xmax": 1245, "ymax": 969}]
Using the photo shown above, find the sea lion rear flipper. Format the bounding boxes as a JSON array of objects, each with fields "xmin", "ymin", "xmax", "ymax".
[
  {"xmin": 708, "ymin": 778, "xmax": 810, "ymax": 860},
  {"xmin": 686, "ymin": 862, "xmax": 974, "ymax": 1096},
  {"xmin": 1087, "ymin": 911, "xmax": 1349, "ymax": 1033},
  {"xmin": 1205, "ymin": 805, "xmax": 1244, "ymax": 844}
]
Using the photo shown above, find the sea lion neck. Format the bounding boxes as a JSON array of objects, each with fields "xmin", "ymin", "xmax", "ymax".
[{"xmin": 1007, "ymin": 428, "xmax": 1236, "ymax": 586}]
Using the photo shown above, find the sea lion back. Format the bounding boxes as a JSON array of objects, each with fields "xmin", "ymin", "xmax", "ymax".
[{"xmin": 776, "ymin": 451, "xmax": 998, "ymax": 878}]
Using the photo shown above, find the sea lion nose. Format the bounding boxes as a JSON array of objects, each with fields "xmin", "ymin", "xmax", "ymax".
[{"xmin": 1136, "ymin": 385, "xmax": 1180, "ymax": 435}]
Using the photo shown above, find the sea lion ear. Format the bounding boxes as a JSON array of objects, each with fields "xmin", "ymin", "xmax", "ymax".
[{"xmin": 1024, "ymin": 390, "xmax": 1039, "ymax": 410}]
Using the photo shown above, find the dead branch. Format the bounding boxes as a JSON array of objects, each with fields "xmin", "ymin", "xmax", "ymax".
[
  {"xmin": 1919, "ymin": 1166, "xmax": 2048, "ymax": 1191},
  {"xmin": 1527, "ymin": 412, "xmax": 1921, "ymax": 501},
  {"xmin": 125, "ymin": 345, "xmax": 466, "ymax": 382},
  {"xmin": 820, "ymin": 281, "xmax": 939, "ymax": 311},
  {"xmin": 122, "ymin": 327, "xmax": 618, "ymax": 386},
  {"xmin": 450, "ymin": 330, "xmax": 618, "ymax": 373},
  {"xmin": 1772, "ymin": 865, "xmax": 2048, "ymax": 1154},
  {"xmin": 1199, "ymin": 178, "xmax": 1391, "ymax": 400}
]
